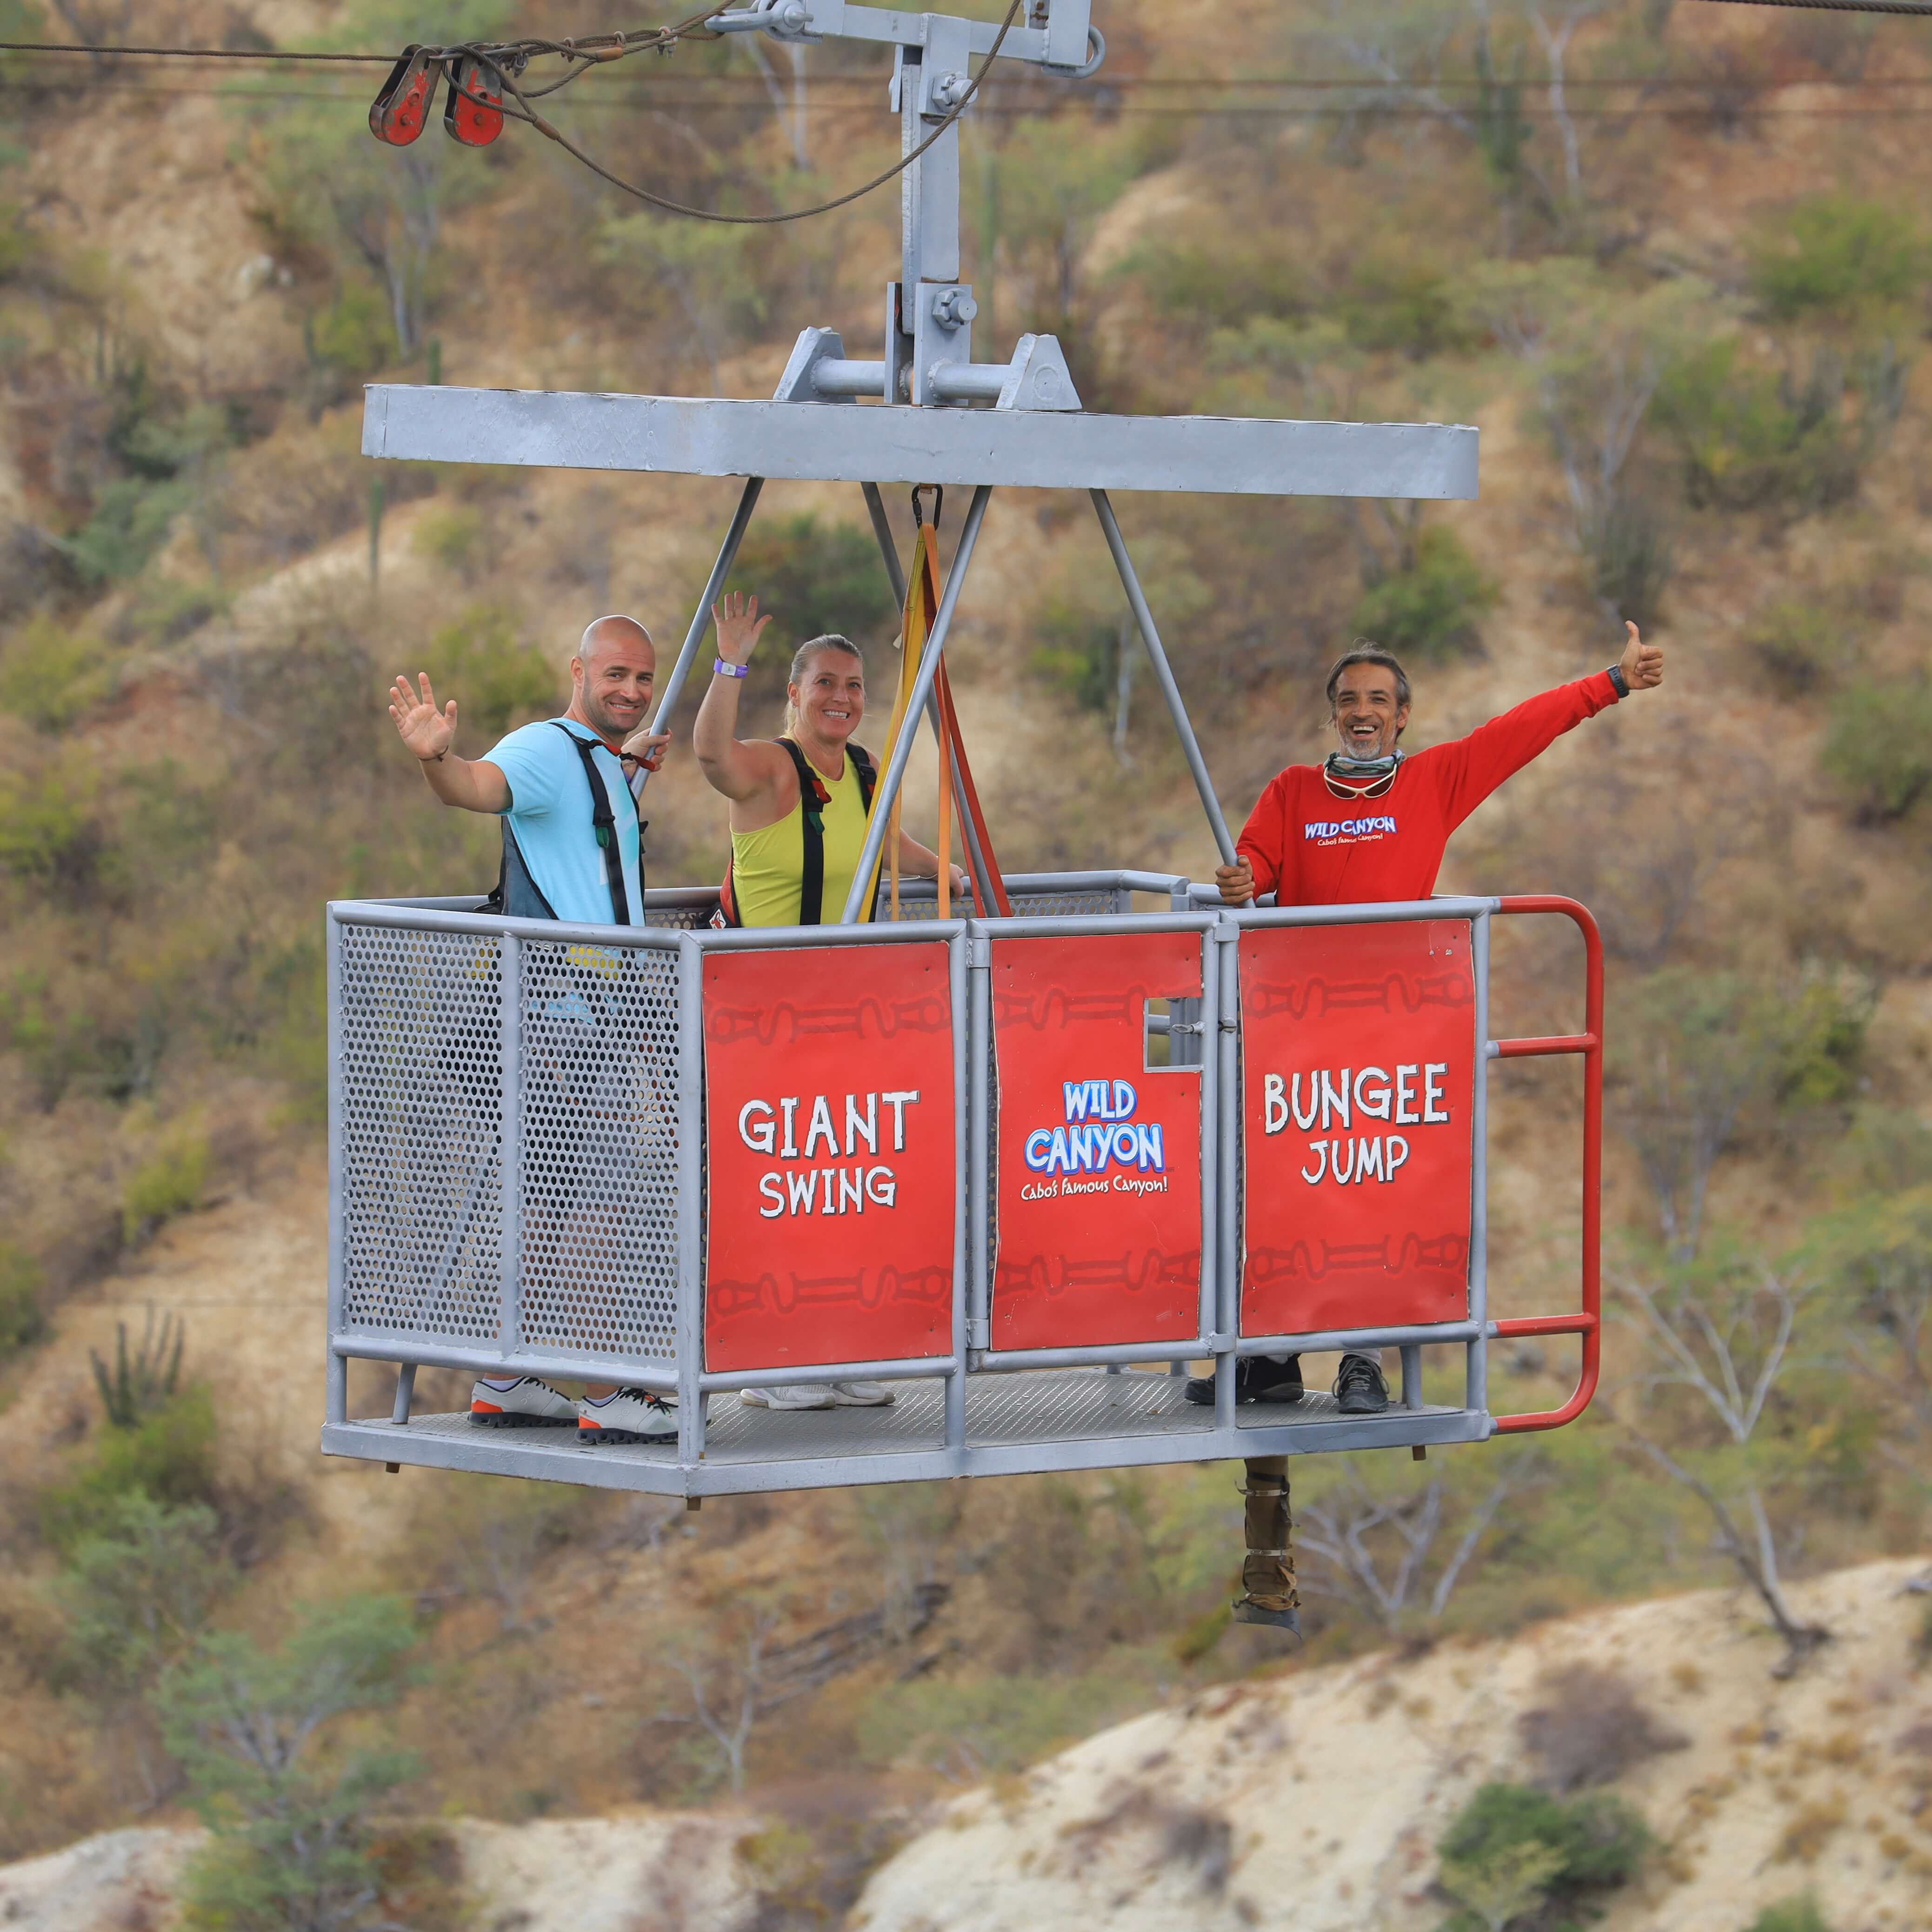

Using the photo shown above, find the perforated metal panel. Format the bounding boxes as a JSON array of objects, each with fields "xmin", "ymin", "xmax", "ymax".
[
  {"xmin": 339, "ymin": 925, "xmax": 504, "ymax": 1342},
  {"xmin": 517, "ymin": 941, "xmax": 683, "ymax": 1359},
  {"xmin": 1010, "ymin": 890, "xmax": 1116, "ymax": 919},
  {"xmin": 644, "ymin": 902, "xmax": 714, "ymax": 929}
]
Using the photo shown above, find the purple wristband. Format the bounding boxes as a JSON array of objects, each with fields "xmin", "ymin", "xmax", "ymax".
[{"xmin": 715, "ymin": 660, "xmax": 750, "ymax": 679}]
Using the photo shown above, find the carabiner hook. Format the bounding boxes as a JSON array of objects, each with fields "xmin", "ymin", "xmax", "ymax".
[{"xmin": 910, "ymin": 483, "xmax": 944, "ymax": 531}]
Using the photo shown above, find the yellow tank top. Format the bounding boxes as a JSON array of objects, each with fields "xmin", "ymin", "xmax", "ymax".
[{"xmin": 729, "ymin": 739, "xmax": 873, "ymax": 927}]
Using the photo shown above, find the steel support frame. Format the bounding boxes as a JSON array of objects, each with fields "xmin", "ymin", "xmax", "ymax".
[{"xmin": 323, "ymin": 881, "xmax": 1615, "ymax": 1492}]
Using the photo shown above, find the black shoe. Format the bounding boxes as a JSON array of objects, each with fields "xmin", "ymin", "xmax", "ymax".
[
  {"xmin": 1183, "ymin": 1356, "xmax": 1304, "ymax": 1407},
  {"xmin": 1230, "ymin": 1598, "xmax": 1303, "ymax": 1640},
  {"xmin": 1334, "ymin": 1352, "xmax": 1390, "ymax": 1414}
]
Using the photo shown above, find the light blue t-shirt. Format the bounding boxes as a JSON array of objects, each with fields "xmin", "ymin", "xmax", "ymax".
[{"xmin": 484, "ymin": 718, "xmax": 643, "ymax": 926}]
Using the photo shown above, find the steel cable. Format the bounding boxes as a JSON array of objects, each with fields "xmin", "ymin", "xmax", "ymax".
[{"xmin": 460, "ymin": 0, "xmax": 1023, "ymax": 224}]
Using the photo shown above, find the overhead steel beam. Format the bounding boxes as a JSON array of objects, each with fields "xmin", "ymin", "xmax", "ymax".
[{"xmin": 361, "ymin": 386, "xmax": 1479, "ymax": 500}]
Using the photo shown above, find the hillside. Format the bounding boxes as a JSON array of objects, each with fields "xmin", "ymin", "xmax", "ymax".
[
  {"xmin": 1, "ymin": 0, "xmax": 1932, "ymax": 1925},
  {"xmin": 3, "ymin": 1559, "xmax": 1928, "ymax": 1929}
]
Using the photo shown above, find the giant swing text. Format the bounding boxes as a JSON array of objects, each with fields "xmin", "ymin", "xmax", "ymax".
[{"xmin": 738, "ymin": 1090, "xmax": 922, "ymax": 1218}]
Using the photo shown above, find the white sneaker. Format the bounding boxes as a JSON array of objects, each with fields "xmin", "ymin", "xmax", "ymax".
[
  {"xmin": 740, "ymin": 1383, "xmax": 838, "ymax": 1410},
  {"xmin": 577, "ymin": 1387, "xmax": 678, "ymax": 1443},
  {"xmin": 469, "ymin": 1377, "xmax": 576, "ymax": 1428},
  {"xmin": 830, "ymin": 1381, "xmax": 895, "ymax": 1406}
]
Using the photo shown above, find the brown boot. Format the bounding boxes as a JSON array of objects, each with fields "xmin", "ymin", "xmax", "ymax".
[{"xmin": 1230, "ymin": 1454, "xmax": 1302, "ymax": 1639}]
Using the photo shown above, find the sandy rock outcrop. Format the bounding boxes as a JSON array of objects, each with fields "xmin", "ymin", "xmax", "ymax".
[
  {"xmin": 0, "ymin": 1812, "xmax": 763, "ymax": 1932},
  {"xmin": 851, "ymin": 1559, "xmax": 1932, "ymax": 1932},
  {"xmin": 0, "ymin": 1826, "xmax": 202, "ymax": 1932}
]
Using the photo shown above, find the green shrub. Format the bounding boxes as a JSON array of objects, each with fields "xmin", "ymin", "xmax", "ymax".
[
  {"xmin": 1774, "ymin": 970, "xmax": 1874, "ymax": 1108},
  {"xmin": 0, "ymin": 616, "xmax": 123, "ymax": 730},
  {"xmin": 120, "ymin": 577, "xmax": 229, "ymax": 646},
  {"xmin": 1030, "ymin": 594, "xmax": 1122, "ymax": 713},
  {"xmin": 0, "ymin": 751, "xmax": 106, "ymax": 889},
  {"xmin": 1652, "ymin": 339, "xmax": 1903, "ymax": 513},
  {"xmin": 63, "ymin": 476, "xmax": 190, "ymax": 583},
  {"xmin": 1437, "ymin": 1783, "xmax": 1651, "ymax": 1932},
  {"xmin": 420, "ymin": 605, "xmax": 561, "ymax": 745},
  {"xmin": 1342, "ymin": 256, "xmax": 1470, "ymax": 359},
  {"xmin": 1117, "ymin": 235, "xmax": 1310, "ymax": 330},
  {"xmin": 718, "ymin": 513, "xmax": 900, "ymax": 725},
  {"xmin": 1749, "ymin": 195, "xmax": 1926, "ymax": 320},
  {"xmin": 1744, "ymin": 1895, "xmax": 1832, "ymax": 1932},
  {"xmin": 51, "ymin": 1493, "xmax": 228, "ymax": 1703},
  {"xmin": 414, "ymin": 505, "xmax": 484, "ymax": 569},
  {"xmin": 725, "ymin": 513, "xmax": 899, "ymax": 655},
  {"xmin": 1351, "ymin": 526, "xmax": 1498, "ymax": 661},
  {"xmin": 310, "ymin": 281, "xmax": 397, "ymax": 379},
  {"xmin": 38, "ymin": 1383, "xmax": 220, "ymax": 1553},
  {"xmin": 1819, "ymin": 678, "xmax": 1932, "ymax": 822},
  {"xmin": 161, "ymin": 1595, "xmax": 423, "ymax": 1932},
  {"xmin": 122, "ymin": 1127, "xmax": 209, "ymax": 1245},
  {"xmin": 1746, "ymin": 599, "xmax": 1852, "ymax": 697},
  {"xmin": 0, "ymin": 1242, "xmax": 42, "ymax": 1355}
]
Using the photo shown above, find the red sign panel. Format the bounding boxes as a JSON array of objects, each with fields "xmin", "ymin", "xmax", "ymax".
[
  {"xmin": 991, "ymin": 931, "xmax": 1205, "ymax": 1350},
  {"xmin": 1240, "ymin": 919, "xmax": 1475, "ymax": 1335},
  {"xmin": 703, "ymin": 943, "xmax": 955, "ymax": 1373}
]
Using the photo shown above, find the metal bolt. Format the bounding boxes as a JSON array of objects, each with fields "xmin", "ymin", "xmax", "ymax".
[
  {"xmin": 774, "ymin": 0, "xmax": 809, "ymax": 29},
  {"xmin": 929, "ymin": 69, "xmax": 966, "ymax": 110},
  {"xmin": 932, "ymin": 286, "xmax": 978, "ymax": 329}
]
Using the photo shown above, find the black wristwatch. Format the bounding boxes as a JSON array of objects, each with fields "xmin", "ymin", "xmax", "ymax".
[{"xmin": 1606, "ymin": 662, "xmax": 1629, "ymax": 698}]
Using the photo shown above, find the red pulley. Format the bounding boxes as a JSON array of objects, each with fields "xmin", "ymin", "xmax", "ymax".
[
  {"xmin": 368, "ymin": 45, "xmax": 438, "ymax": 147},
  {"xmin": 444, "ymin": 54, "xmax": 504, "ymax": 147}
]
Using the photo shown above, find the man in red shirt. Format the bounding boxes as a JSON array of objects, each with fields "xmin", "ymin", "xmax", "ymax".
[{"xmin": 1194, "ymin": 622, "xmax": 1662, "ymax": 1633}]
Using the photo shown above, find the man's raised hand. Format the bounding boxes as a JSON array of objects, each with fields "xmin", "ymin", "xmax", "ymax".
[
  {"xmin": 389, "ymin": 673, "xmax": 457, "ymax": 759},
  {"xmin": 1619, "ymin": 620, "xmax": 1664, "ymax": 693},
  {"xmin": 712, "ymin": 590, "xmax": 773, "ymax": 667}
]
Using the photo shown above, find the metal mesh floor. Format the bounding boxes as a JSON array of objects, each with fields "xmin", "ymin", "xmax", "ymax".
[{"xmin": 376, "ymin": 1370, "xmax": 1449, "ymax": 1472}]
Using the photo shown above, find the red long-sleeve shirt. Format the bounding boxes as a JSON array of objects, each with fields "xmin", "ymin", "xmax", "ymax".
[{"xmin": 1236, "ymin": 672, "xmax": 1621, "ymax": 906}]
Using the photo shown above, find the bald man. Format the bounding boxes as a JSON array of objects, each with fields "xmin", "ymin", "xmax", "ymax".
[
  {"xmin": 389, "ymin": 615, "xmax": 670, "ymax": 921},
  {"xmin": 388, "ymin": 615, "xmax": 678, "ymax": 1446}
]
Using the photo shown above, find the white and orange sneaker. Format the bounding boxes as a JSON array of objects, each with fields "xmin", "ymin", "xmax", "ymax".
[
  {"xmin": 577, "ymin": 1387, "xmax": 678, "ymax": 1444},
  {"xmin": 468, "ymin": 1377, "xmax": 576, "ymax": 1428}
]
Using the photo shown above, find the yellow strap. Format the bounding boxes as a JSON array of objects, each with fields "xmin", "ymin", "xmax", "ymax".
[{"xmin": 860, "ymin": 522, "xmax": 943, "ymax": 924}]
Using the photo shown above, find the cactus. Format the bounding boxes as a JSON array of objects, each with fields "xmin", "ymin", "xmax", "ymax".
[{"xmin": 89, "ymin": 1306, "xmax": 184, "ymax": 1429}]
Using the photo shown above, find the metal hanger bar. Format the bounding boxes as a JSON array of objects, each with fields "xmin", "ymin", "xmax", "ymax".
[
  {"xmin": 1091, "ymin": 488, "xmax": 1237, "ymax": 867},
  {"xmin": 636, "ymin": 474, "xmax": 763, "ymax": 799},
  {"xmin": 363, "ymin": 387, "xmax": 1479, "ymax": 500}
]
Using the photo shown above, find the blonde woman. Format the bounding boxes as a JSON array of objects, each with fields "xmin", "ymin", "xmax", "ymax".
[{"xmin": 671, "ymin": 591, "xmax": 964, "ymax": 1412}]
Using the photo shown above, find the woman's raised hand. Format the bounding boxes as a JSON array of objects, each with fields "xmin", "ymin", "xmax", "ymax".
[
  {"xmin": 389, "ymin": 673, "xmax": 457, "ymax": 760},
  {"xmin": 712, "ymin": 591, "xmax": 774, "ymax": 667}
]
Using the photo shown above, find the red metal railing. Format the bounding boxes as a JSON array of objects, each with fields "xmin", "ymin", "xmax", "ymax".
[{"xmin": 1488, "ymin": 895, "xmax": 1602, "ymax": 1433}]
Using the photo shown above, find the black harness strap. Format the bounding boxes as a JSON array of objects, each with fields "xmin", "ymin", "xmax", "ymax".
[
  {"xmin": 719, "ymin": 739, "xmax": 876, "ymax": 927},
  {"xmin": 485, "ymin": 725, "xmax": 642, "ymax": 925},
  {"xmin": 549, "ymin": 724, "xmax": 639, "ymax": 926}
]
